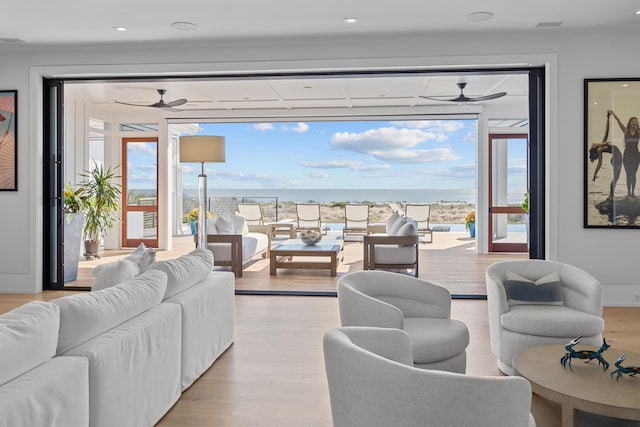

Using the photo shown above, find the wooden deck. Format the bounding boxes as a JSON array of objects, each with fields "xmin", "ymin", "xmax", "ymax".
[{"xmin": 66, "ymin": 231, "xmax": 526, "ymax": 295}]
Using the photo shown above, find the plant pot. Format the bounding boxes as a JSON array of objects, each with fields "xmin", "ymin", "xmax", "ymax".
[
  {"xmin": 63, "ymin": 213, "xmax": 84, "ymax": 282},
  {"xmin": 190, "ymin": 220, "xmax": 197, "ymax": 235},
  {"xmin": 468, "ymin": 222, "xmax": 476, "ymax": 238},
  {"xmin": 84, "ymin": 239, "xmax": 100, "ymax": 259}
]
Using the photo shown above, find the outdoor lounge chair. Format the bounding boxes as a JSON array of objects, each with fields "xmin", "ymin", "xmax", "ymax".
[
  {"xmin": 237, "ymin": 203, "xmax": 264, "ymax": 225},
  {"xmin": 295, "ymin": 203, "xmax": 329, "ymax": 234},
  {"xmin": 405, "ymin": 203, "xmax": 433, "ymax": 243},
  {"xmin": 343, "ymin": 203, "xmax": 369, "ymax": 241}
]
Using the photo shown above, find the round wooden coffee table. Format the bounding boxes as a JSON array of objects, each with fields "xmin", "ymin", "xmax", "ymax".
[{"xmin": 513, "ymin": 345, "xmax": 640, "ymax": 427}]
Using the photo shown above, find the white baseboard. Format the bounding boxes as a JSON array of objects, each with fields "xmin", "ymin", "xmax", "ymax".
[{"xmin": 602, "ymin": 283, "xmax": 640, "ymax": 307}]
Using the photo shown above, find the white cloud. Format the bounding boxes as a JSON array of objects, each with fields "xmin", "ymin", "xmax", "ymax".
[
  {"xmin": 283, "ymin": 122, "xmax": 309, "ymax": 133},
  {"xmin": 331, "ymin": 127, "xmax": 440, "ymax": 153},
  {"xmin": 390, "ymin": 120, "xmax": 466, "ymax": 133},
  {"xmin": 301, "ymin": 160, "xmax": 391, "ymax": 171},
  {"xmin": 253, "ymin": 123, "xmax": 274, "ymax": 131},
  {"xmin": 306, "ymin": 171, "xmax": 329, "ymax": 178},
  {"xmin": 127, "ymin": 142, "xmax": 157, "ymax": 156},
  {"xmin": 370, "ymin": 148, "xmax": 460, "ymax": 164}
]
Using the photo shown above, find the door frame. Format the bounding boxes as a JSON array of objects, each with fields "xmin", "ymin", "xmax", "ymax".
[
  {"xmin": 121, "ymin": 137, "xmax": 159, "ymax": 248},
  {"xmin": 488, "ymin": 133, "xmax": 528, "ymax": 253}
]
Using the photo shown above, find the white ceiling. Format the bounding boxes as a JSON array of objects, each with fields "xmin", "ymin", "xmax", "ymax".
[
  {"xmin": 3, "ymin": 0, "xmax": 638, "ymax": 46},
  {"xmin": 68, "ymin": 73, "xmax": 530, "ymax": 114},
  {"xmin": 27, "ymin": 0, "xmax": 636, "ymax": 119}
]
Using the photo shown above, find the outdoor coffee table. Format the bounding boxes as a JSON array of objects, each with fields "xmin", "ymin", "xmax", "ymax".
[
  {"xmin": 513, "ymin": 344, "xmax": 640, "ymax": 427},
  {"xmin": 270, "ymin": 239, "xmax": 343, "ymax": 276}
]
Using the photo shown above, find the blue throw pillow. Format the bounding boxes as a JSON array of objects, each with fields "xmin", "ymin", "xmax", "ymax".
[{"xmin": 506, "ymin": 271, "xmax": 564, "ymax": 306}]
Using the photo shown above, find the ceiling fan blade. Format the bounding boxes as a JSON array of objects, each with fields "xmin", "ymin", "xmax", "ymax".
[
  {"xmin": 419, "ymin": 95, "xmax": 457, "ymax": 102},
  {"xmin": 466, "ymin": 92, "xmax": 507, "ymax": 101},
  {"xmin": 161, "ymin": 106, "xmax": 184, "ymax": 112},
  {"xmin": 164, "ymin": 98, "xmax": 187, "ymax": 108},
  {"xmin": 114, "ymin": 100, "xmax": 154, "ymax": 108}
]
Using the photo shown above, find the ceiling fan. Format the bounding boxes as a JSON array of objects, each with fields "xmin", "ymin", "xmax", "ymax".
[
  {"xmin": 115, "ymin": 89, "xmax": 187, "ymax": 112},
  {"xmin": 420, "ymin": 82, "xmax": 507, "ymax": 103}
]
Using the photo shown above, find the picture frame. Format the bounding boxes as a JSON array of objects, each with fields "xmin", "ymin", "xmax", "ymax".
[
  {"xmin": 584, "ymin": 78, "xmax": 640, "ymax": 228},
  {"xmin": 0, "ymin": 90, "xmax": 17, "ymax": 191}
]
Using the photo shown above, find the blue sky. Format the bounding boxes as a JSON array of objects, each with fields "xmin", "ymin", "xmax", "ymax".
[{"xmin": 177, "ymin": 119, "xmax": 483, "ymax": 191}]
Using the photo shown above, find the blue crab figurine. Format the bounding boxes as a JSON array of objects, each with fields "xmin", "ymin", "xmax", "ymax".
[
  {"xmin": 610, "ymin": 354, "xmax": 640, "ymax": 381},
  {"xmin": 560, "ymin": 336, "xmax": 610, "ymax": 371}
]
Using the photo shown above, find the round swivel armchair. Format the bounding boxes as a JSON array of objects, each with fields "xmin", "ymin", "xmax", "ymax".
[
  {"xmin": 337, "ymin": 270, "xmax": 469, "ymax": 373},
  {"xmin": 486, "ymin": 259, "xmax": 604, "ymax": 375}
]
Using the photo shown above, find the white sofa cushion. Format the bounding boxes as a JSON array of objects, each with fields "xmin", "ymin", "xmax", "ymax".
[
  {"xmin": 0, "ymin": 356, "xmax": 89, "ymax": 427},
  {"xmin": 149, "ymin": 248, "xmax": 213, "ymax": 299},
  {"xmin": 501, "ymin": 305, "xmax": 604, "ymax": 337},
  {"xmin": 373, "ymin": 244, "xmax": 417, "ymax": 264},
  {"xmin": 403, "ymin": 317, "xmax": 470, "ymax": 364},
  {"xmin": 0, "ymin": 301, "xmax": 59, "ymax": 387},
  {"xmin": 396, "ymin": 218, "xmax": 418, "ymax": 237},
  {"xmin": 207, "ymin": 232, "xmax": 269, "ymax": 262},
  {"xmin": 52, "ymin": 270, "xmax": 168, "ymax": 354}
]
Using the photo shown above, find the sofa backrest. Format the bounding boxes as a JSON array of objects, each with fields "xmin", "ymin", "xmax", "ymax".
[
  {"xmin": 52, "ymin": 270, "xmax": 168, "ymax": 355},
  {"xmin": 0, "ymin": 301, "xmax": 60, "ymax": 386},
  {"xmin": 148, "ymin": 248, "xmax": 213, "ymax": 299}
]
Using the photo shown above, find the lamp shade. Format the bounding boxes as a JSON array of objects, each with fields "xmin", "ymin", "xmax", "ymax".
[{"xmin": 179, "ymin": 135, "xmax": 226, "ymax": 163}]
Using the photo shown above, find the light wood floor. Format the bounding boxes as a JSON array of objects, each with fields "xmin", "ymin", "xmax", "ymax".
[
  {"xmin": 66, "ymin": 232, "xmax": 527, "ymax": 295},
  {"xmin": 0, "ymin": 292, "xmax": 638, "ymax": 427}
]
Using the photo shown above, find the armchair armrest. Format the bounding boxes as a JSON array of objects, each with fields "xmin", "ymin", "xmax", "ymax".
[
  {"xmin": 363, "ymin": 235, "xmax": 419, "ymax": 277},
  {"xmin": 193, "ymin": 234, "xmax": 244, "ymax": 277}
]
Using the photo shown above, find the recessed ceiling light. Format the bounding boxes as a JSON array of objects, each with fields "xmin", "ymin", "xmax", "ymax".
[
  {"xmin": 113, "ymin": 27, "xmax": 127, "ymax": 32},
  {"xmin": 465, "ymin": 12, "xmax": 494, "ymax": 22},
  {"xmin": 636, "ymin": 10, "xmax": 640, "ymax": 15},
  {"xmin": 344, "ymin": 18, "xmax": 358, "ymax": 24},
  {"xmin": 171, "ymin": 22, "xmax": 198, "ymax": 31}
]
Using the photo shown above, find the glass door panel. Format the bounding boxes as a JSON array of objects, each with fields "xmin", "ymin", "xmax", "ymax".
[
  {"xmin": 489, "ymin": 134, "xmax": 528, "ymax": 252},
  {"xmin": 122, "ymin": 137, "xmax": 158, "ymax": 248}
]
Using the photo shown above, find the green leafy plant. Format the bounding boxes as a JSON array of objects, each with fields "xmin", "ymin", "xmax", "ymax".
[
  {"xmin": 63, "ymin": 183, "xmax": 87, "ymax": 214},
  {"xmin": 522, "ymin": 192, "xmax": 529, "ymax": 214},
  {"xmin": 77, "ymin": 165, "xmax": 122, "ymax": 243}
]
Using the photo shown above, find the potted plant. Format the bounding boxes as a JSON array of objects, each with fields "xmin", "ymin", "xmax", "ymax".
[
  {"xmin": 77, "ymin": 165, "xmax": 122, "ymax": 258},
  {"xmin": 465, "ymin": 210, "xmax": 476, "ymax": 238},
  {"xmin": 185, "ymin": 208, "xmax": 213, "ymax": 234},
  {"xmin": 63, "ymin": 183, "xmax": 87, "ymax": 281}
]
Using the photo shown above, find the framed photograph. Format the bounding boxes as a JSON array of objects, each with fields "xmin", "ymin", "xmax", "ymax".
[
  {"xmin": 585, "ymin": 79, "xmax": 640, "ymax": 228},
  {"xmin": 0, "ymin": 90, "xmax": 17, "ymax": 191}
]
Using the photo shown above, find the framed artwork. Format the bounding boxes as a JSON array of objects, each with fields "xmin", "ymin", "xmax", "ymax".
[
  {"xmin": 0, "ymin": 90, "xmax": 17, "ymax": 191},
  {"xmin": 584, "ymin": 78, "xmax": 640, "ymax": 228}
]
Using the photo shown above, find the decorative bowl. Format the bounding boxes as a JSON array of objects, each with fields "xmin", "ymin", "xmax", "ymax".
[{"xmin": 300, "ymin": 230, "xmax": 322, "ymax": 245}]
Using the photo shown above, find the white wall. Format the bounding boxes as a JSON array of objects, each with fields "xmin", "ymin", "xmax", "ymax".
[{"xmin": 0, "ymin": 29, "xmax": 638, "ymax": 305}]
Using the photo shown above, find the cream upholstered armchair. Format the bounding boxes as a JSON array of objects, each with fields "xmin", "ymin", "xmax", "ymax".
[
  {"xmin": 486, "ymin": 259, "xmax": 604, "ymax": 375},
  {"xmin": 337, "ymin": 270, "xmax": 469, "ymax": 373},
  {"xmin": 323, "ymin": 327, "xmax": 536, "ymax": 427},
  {"xmin": 363, "ymin": 211, "xmax": 419, "ymax": 276}
]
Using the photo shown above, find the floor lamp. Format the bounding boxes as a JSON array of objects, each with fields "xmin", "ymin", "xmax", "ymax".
[{"xmin": 179, "ymin": 135, "xmax": 226, "ymax": 250}]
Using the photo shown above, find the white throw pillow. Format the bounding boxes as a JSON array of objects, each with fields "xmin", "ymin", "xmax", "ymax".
[
  {"xmin": 396, "ymin": 218, "xmax": 418, "ymax": 236},
  {"xmin": 206, "ymin": 218, "xmax": 218, "ymax": 235},
  {"xmin": 138, "ymin": 248, "xmax": 157, "ymax": 273},
  {"xmin": 388, "ymin": 215, "xmax": 407, "ymax": 236},
  {"xmin": 386, "ymin": 211, "xmax": 400, "ymax": 234},
  {"xmin": 91, "ymin": 259, "xmax": 140, "ymax": 291},
  {"xmin": 125, "ymin": 243, "xmax": 147, "ymax": 266},
  {"xmin": 231, "ymin": 213, "xmax": 249, "ymax": 235},
  {"xmin": 216, "ymin": 214, "xmax": 235, "ymax": 234}
]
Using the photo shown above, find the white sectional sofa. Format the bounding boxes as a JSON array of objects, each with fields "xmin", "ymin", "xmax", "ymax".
[
  {"xmin": 0, "ymin": 301, "xmax": 89, "ymax": 427},
  {"xmin": 0, "ymin": 248, "xmax": 235, "ymax": 427}
]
